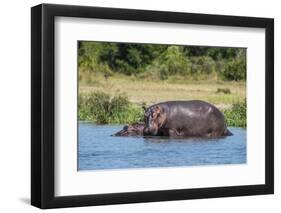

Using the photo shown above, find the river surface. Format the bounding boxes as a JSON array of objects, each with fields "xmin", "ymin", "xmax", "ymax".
[{"xmin": 78, "ymin": 123, "xmax": 246, "ymax": 170}]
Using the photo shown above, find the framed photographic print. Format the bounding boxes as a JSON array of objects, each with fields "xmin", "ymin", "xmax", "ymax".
[{"xmin": 31, "ymin": 3, "xmax": 274, "ymax": 209}]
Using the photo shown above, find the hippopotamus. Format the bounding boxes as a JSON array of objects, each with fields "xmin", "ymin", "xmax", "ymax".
[
  {"xmin": 143, "ymin": 100, "xmax": 232, "ymax": 138},
  {"xmin": 114, "ymin": 122, "xmax": 145, "ymax": 136}
]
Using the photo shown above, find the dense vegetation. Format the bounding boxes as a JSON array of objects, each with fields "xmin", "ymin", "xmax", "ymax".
[
  {"xmin": 78, "ymin": 42, "xmax": 246, "ymax": 81},
  {"xmin": 78, "ymin": 91, "xmax": 143, "ymax": 124},
  {"xmin": 223, "ymin": 99, "xmax": 247, "ymax": 128}
]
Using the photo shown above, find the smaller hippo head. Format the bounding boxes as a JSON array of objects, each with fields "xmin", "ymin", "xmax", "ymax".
[
  {"xmin": 114, "ymin": 122, "xmax": 145, "ymax": 136},
  {"xmin": 144, "ymin": 105, "xmax": 165, "ymax": 136}
]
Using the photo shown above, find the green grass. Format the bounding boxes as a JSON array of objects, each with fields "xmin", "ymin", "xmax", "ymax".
[{"xmin": 79, "ymin": 73, "xmax": 246, "ymax": 107}]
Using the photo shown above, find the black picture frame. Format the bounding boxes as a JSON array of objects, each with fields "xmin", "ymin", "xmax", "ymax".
[{"xmin": 31, "ymin": 3, "xmax": 274, "ymax": 209}]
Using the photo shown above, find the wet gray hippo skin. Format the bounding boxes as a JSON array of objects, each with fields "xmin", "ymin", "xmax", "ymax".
[
  {"xmin": 143, "ymin": 100, "xmax": 232, "ymax": 137},
  {"xmin": 114, "ymin": 122, "xmax": 145, "ymax": 136}
]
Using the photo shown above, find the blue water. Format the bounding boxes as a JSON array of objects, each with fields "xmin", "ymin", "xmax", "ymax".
[{"xmin": 78, "ymin": 123, "xmax": 246, "ymax": 170}]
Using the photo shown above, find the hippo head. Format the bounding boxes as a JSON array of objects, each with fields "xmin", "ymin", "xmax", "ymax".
[
  {"xmin": 144, "ymin": 105, "xmax": 166, "ymax": 136},
  {"xmin": 114, "ymin": 122, "xmax": 145, "ymax": 136}
]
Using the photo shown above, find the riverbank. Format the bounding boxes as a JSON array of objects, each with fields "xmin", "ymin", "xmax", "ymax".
[{"xmin": 78, "ymin": 74, "xmax": 246, "ymax": 127}]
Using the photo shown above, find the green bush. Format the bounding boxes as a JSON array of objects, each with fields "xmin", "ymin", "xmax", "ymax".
[
  {"xmin": 223, "ymin": 99, "xmax": 247, "ymax": 127},
  {"xmin": 216, "ymin": 88, "xmax": 231, "ymax": 94},
  {"xmin": 190, "ymin": 56, "xmax": 216, "ymax": 75},
  {"xmin": 137, "ymin": 46, "xmax": 193, "ymax": 80},
  {"xmin": 78, "ymin": 91, "xmax": 144, "ymax": 124},
  {"xmin": 221, "ymin": 50, "xmax": 246, "ymax": 81},
  {"xmin": 159, "ymin": 46, "xmax": 192, "ymax": 76},
  {"xmin": 222, "ymin": 59, "xmax": 246, "ymax": 81},
  {"xmin": 137, "ymin": 62, "xmax": 166, "ymax": 80},
  {"xmin": 78, "ymin": 42, "xmax": 105, "ymax": 73}
]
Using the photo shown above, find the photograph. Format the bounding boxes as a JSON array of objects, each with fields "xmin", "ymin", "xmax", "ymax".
[
  {"xmin": 30, "ymin": 3, "xmax": 274, "ymax": 209},
  {"xmin": 77, "ymin": 41, "xmax": 247, "ymax": 171}
]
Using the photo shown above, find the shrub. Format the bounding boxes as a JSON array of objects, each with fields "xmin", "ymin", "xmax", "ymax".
[
  {"xmin": 159, "ymin": 46, "xmax": 192, "ymax": 76},
  {"xmin": 223, "ymin": 99, "xmax": 247, "ymax": 127},
  {"xmin": 222, "ymin": 59, "xmax": 246, "ymax": 81},
  {"xmin": 221, "ymin": 50, "xmax": 246, "ymax": 81},
  {"xmin": 78, "ymin": 91, "xmax": 144, "ymax": 124},
  {"xmin": 190, "ymin": 56, "xmax": 216, "ymax": 75},
  {"xmin": 216, "ymin": 88, "xmax": 231, "ymax": 94}
]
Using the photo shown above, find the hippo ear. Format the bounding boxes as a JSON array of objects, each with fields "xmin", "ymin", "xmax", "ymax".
[
  {"xmin": 155, "ymin": 105, "xmax": 165, "ymax": 127},
  {"xmin": 154, "ymin": 105, "xmax": 162, "ymax": 115}
]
